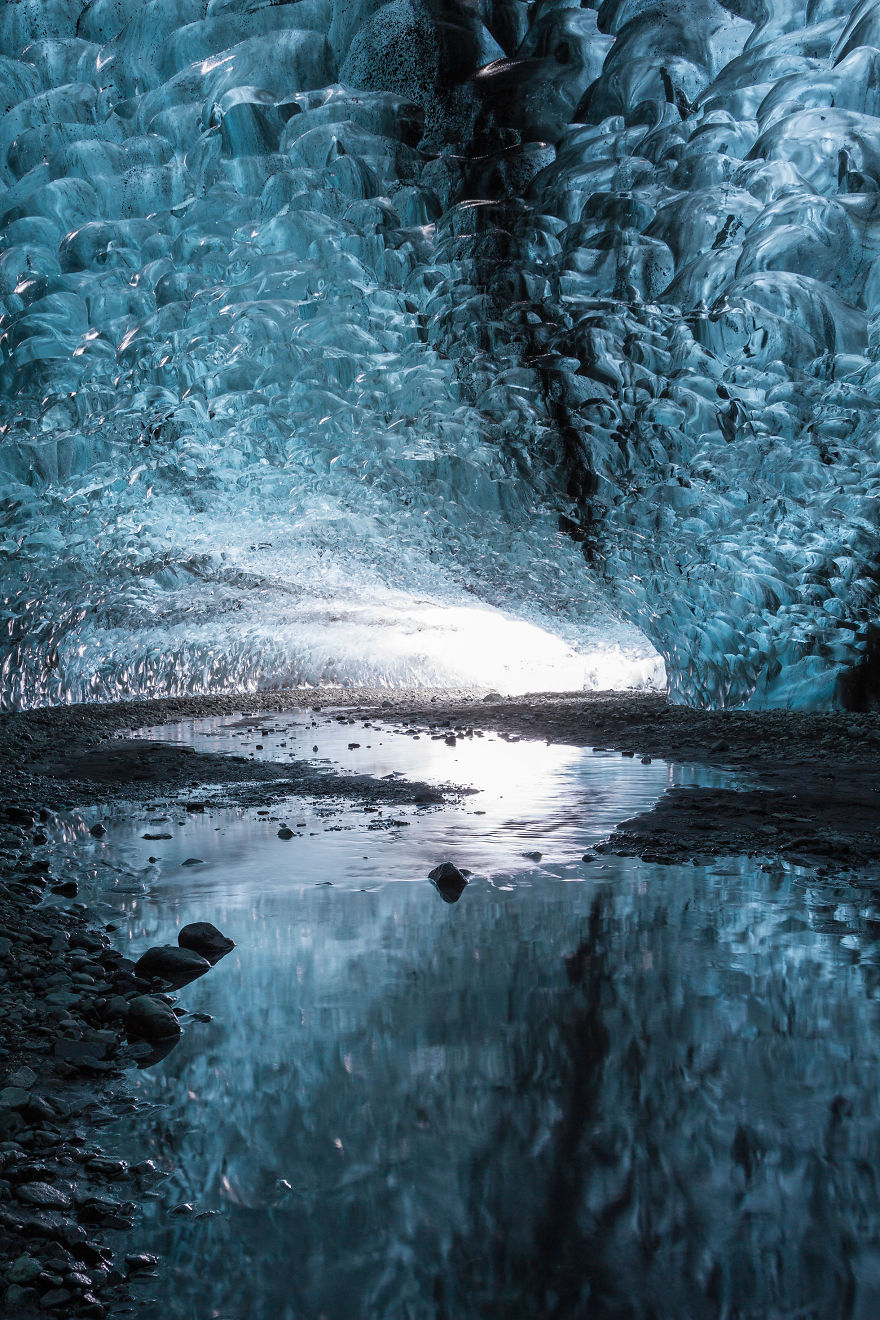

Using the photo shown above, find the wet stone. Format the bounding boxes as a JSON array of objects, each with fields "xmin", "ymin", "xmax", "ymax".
[
  {"xmin": 133, "ymin": 945, "xmax": 211, "ymax": 987},
  {"xmin": 126, "ymin": 995, "xmax": 183, "ymax": 1042},
  {"xmin": 428, "ymin": 861, "xmax": 469, "ymax": 904},
  {"xmin": 125, "ymin": 1252, "xmax": 158, "ymax": 1273},
  {"xmin": 16, "ymin": 1182, "xmax": 71, "ymax": 1210},
  {"xmin": 10, "ymin": 1163, "xmax": 60, "ymax": 1184},
  {"xmin": 6, "ymin": 1252, "xmax": 42, "ymax": 1284},
  {"xmin": 7, "ymin": 1066, "xmax": 36, "ymax": 1089},
  {"xmin": 0, "ymin": 1087, "xmax": 29, "ymax": 1109},
  {"xmin": 99, "ymin": 995, "xmax": 132, "ymax": 1021},
  {"xmin": 24, "ymin": 1097, "xmax": 55, "ymax": 1122},
  {"xmin": 177, "ymin": 922, "xmax": 234, "ymax": 964},
  {"xmin": 78, "ymin": 1294, "xmax": 106, "ymax": 1318},
  {"xmin": 76, "ymin": 1196, "xmax": 135, "ymax": 1229},
  {"xmin": 39, "ymin": 1287, "xmax": 73, "ymax": 1308},
  {"xmin": 85, "ymin": 1157, "xmax": 127, "ymax": 1179},
  {"xmin": 5, "ymin": 1284, "xmax": 38, "ymax": 1310}
]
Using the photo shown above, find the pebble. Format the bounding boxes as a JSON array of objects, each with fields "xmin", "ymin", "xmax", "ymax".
[
  {"xmin": 39, "ymin": 1286, "xmax": 73, "ymax": 1308},
  {"xmin": 17, "ymin": 1181, "xmax": 72, "ymax": 1209},
  {"xmin": 8, "ymin": 1065, "xmax": 36, "ymax": 1089},
  {"xmin": 6, "ymin": 1252, "xmax": 43, "ymax": 1284},
  {"xmin": 5, "ymin": 1284, "xmax": 38, "ymax": 1309},
  {"xmin": 125, "ymin": 1253, "xmax": 158, "ymax": 1272},
  {"xmin": 0, "ymin": 1086, "xmax": 29, "ymax": 1109}
]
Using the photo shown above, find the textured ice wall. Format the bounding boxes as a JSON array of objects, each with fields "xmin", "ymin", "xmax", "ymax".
[
  {"xmin": 497, "ymin": 0, "xmax": 880, "ymax": 708},
  {"xmin": 0, "ymin": 0, "xmax": 663, "ymax": 707},
  {"xmin": 0, "ymin": 0, "xmax": 877, "ymax": 707}
]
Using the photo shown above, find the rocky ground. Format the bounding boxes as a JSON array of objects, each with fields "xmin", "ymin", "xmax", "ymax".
[
  {"xmin": 1, "ymin": 686, "xmax": 878, "ymax": 1315},
  {"xmin": 0, "ymin": 808, "xmax": 162, "ymax": 1318}
]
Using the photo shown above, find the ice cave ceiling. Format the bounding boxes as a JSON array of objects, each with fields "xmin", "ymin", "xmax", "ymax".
[{"xmin": 0, "ymin": 0, "xmax": 879, "ymax": 709}]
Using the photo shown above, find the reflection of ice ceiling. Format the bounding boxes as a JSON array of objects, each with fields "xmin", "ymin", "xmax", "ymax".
[{"xmin": 0, "ymin": 0, "xmax": 877, "ymax": 709}]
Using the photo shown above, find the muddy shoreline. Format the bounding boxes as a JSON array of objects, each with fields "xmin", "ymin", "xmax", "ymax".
[{"xmin": 2, "ymin": 687, "xmax": 878, "ymax": 1315}]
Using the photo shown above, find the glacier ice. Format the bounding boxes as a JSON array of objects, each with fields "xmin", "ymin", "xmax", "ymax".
[{"xmin": 0, "ymin": 0, "xmax": 878, "ymax": 708}]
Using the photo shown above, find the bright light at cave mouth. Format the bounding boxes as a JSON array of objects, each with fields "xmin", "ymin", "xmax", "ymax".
[{"xmin": 309, "ymin": 599, "xmax": 667, "ymax": 696}]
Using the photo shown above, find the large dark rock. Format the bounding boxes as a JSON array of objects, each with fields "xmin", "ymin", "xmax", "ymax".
[
  {"xmin": 428, "ymin": 861, "xmax": 469, "ymax": 904},
  {"xmin": 16, "ymin": 1183, "xmax": 72, "ymax": 1210},
  {"xmin": 126, "ymin": 995, "xmax": 182, "ymax": 1042},
  {"xmin": 177, "ymin": 922, "xmax": 235, "ymax": 964},
  {"xmin": 133, "ymin": 945, "xmax": 211, "ymax": 987}
]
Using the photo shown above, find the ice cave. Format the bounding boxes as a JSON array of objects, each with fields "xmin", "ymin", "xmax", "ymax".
[
  {"xmin": 5, "ymin": 7, "xmax": 880, "ymax": 1319},
  {"xmin": 0, "ymin": 0, "xmax": 878, "ymax": 710}
]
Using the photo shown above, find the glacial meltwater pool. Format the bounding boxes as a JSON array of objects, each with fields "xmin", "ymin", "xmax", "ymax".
[{"xmin": 59, "ymin": 714, "xmax": 880, "ymax": 1318}]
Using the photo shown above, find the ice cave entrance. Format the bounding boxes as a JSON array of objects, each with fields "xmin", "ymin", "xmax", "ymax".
[{"xmin": 324, "ymin": 598, "xmax": 666, "ymax": 695}]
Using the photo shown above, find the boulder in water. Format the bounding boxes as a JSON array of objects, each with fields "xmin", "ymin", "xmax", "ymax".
[
  {"xmin": 134, "ymin": 945, "xmax": 211, "ymax": 987},
  {"xmin": 126, "ymin": 994, "xmax": 183, "ymax": 1042},
  {"xmin": 178, "ymin": 921, "xmax": 235, "ymax": 964},
  {"xmin": 428, "ymin": 861, "xmax": 469, "ymax": 903}
]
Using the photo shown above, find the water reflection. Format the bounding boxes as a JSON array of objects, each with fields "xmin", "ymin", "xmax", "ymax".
[
  {"xmin": 105, "ymin": 856, "xmax": 880, "ymax": 1319},
  {"xmin": 104, "ymin": 715, "xmax": 730, "ymax": 894},
  {"xmin": 89, "ymin": 726, "xmax": 880, "ymax": 1319}
]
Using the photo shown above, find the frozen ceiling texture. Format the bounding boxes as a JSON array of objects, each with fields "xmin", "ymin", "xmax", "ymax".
[{"xmin": 0, "ymin": 0, "xmax": 878, "ymax": 709}]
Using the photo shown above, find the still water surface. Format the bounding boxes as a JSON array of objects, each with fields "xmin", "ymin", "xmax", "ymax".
[{"xmin": 78, "ymin": 716, "xmax": 880, "ymax": 1318}]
